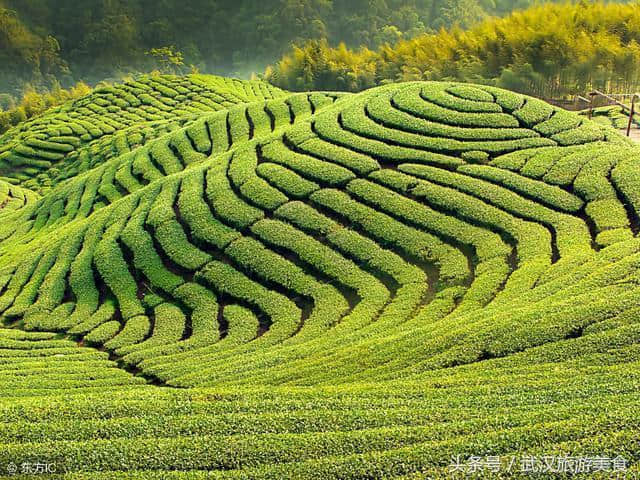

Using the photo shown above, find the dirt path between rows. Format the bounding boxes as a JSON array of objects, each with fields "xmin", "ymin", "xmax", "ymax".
[{"xmin": 622, "ymin": 128, "xmax": 640, "ymax": 143}]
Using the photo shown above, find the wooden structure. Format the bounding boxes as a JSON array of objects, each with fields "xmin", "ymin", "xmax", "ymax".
[{"xmin": 587, "ymin": 91, "xmax": 640, "ymax": 137}]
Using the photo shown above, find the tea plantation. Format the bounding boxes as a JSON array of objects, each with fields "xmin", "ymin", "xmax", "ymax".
[
  {"xmin": 0, "ymin": 74, "xmax": 639, "ymax": 478},
  {"xmin": 581, "ymin": 105, "xmax": 640, "ymax": 131}
]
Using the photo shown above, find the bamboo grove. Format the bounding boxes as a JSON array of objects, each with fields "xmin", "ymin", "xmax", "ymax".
[{"xmin": 267, "ymin": 2, "xmax": 640, "ymax": 97}]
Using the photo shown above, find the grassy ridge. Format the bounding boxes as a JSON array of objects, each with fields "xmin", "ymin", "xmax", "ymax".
[{"xmin": 0, "ymin": 77, "xmax": 639, "ymax": 477}]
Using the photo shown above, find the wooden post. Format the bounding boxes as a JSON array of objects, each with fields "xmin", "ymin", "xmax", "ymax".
[
  {"xmin": 627, "ymin": 94, "xmax": 638, "ymax": 137},
  {"xmin": 588, "ymin": 92, "xmax": 596, "ymax": 119}
]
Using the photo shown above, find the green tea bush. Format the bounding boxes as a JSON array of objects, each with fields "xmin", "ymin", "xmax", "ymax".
[{"xmin": 0, "ymin": 79, "xmax": 639, "ymax": 478}]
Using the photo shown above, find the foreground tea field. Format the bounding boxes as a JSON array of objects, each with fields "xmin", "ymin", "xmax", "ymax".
[{"xmin": 0, "ymin": 75, "xmax": 639, "ymax": 478}]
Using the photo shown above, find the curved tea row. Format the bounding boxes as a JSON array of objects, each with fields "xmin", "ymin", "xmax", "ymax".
[
  {"xmin": 0, "ymin": 74, "xmax": 286, "ymax": 193},
  {"xmin": 0, "ymin": 80, "xmax": 639, "ymax": 478}
]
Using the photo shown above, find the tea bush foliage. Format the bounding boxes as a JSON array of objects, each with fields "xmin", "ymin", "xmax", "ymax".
[{"xmin": 0, "ymin": 77, "xmax": 639, "ymax": 477}]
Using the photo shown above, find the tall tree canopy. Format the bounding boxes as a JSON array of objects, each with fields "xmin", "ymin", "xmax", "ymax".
[
  {"xmin": 3, "ymin": 0, "xmax": 631, "ymax": 99},
  {"xmin": 267, "ymin": 1, "xmax": 640, "ymax": 97}
]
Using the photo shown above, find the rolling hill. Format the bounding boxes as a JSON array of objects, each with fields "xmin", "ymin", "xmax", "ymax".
[{"xmin": 0, "ymin": 74, "xmax": 639, "ymax": 478}]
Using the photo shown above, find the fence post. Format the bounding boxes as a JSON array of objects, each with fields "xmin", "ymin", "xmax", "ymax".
[{"xmin": 627, "ymin": 94, "xmax": 638, "ymax": 137}]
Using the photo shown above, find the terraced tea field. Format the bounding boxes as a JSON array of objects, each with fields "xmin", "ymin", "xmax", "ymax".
[
  {"xmin": 580, "ymin": 105, "xmax": 640, "ymax": 141},
  {"xmin": 1, "ymin": 74, "xmax": 639, "ymax": 478}
]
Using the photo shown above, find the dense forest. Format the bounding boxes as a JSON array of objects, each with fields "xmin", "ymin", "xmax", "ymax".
[
  {"xmin": 1, "ymin": 0, "xmax": 637, "ymax": 133},
  {"xmin": 1, "ymin": 0, "xmax": 621, "ymax": 98},
  {"xmin": 267, "ymin": 2, "xmax": 640, "ymax": 97}
]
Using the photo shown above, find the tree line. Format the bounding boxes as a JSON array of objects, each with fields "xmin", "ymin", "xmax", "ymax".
[
  {"xmin": 1, "ymin": 0, "xmax": 612, "ymax": 99},
  {"xmin": 266, "ymin": 1, "xmax": 640, "ymax": 98}
]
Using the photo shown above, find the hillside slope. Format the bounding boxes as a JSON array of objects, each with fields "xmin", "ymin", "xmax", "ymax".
[
  {"xmin": 0, "ymin": 78, "xmax": 639, "ymax": 478},
  {"xmin": 0, "ymin": 74, "xmax": 286, "ymax": 193}
]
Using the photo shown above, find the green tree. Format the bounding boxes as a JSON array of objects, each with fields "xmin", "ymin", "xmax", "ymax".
[
  {"xmin": 268, "ymin": 2, "xmax": 640, "ymax": 98},
  {"xmin": 146, "ymin": 46, "xmax": 186, "ymax": 75}
]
